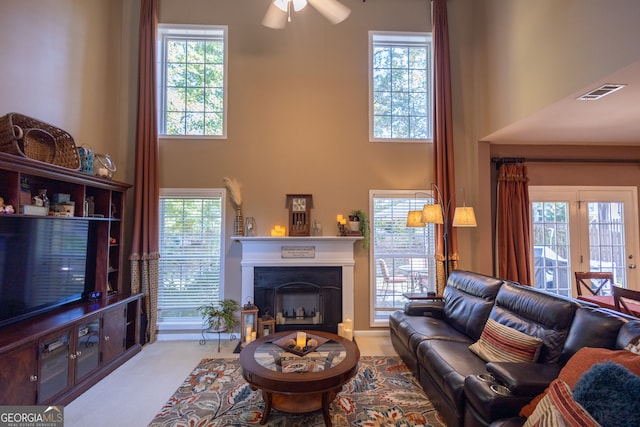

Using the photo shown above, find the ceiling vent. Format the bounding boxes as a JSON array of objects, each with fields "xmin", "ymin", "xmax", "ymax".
[{"xmin": 577, "ymin": 84, "xmax": 626, "ymax": 101}]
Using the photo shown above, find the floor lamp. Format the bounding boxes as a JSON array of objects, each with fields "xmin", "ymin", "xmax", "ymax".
[{"xmin": 416, "ymin": 184, "xmax": 477, "ymax": 282}]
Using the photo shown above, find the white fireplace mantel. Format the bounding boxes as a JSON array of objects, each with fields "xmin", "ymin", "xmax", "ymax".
[{"xmin": 232, "ymin": 236, "xmax": 362, "ymax": 322}]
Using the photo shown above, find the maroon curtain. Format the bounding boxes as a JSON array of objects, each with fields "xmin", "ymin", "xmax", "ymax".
[
  {"xmin": 130, "ymin": 0, "xmax": 160, "ymax": 344},
  {"xmin": 432, "ymin": 0, "xmax": 457, "ymax": 294},
  {"xmin": 497, "ymin": 163, "xmax": 531, "ymax": 284}
]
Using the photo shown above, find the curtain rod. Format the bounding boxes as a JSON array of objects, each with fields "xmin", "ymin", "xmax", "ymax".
[{"xmin": 491, "ymin": 157, "xmax": 640, "ymax": 165}]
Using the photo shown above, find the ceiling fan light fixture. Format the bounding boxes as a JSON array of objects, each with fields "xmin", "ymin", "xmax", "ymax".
[
  {"xmin": 274, "ymin": 0, "xmax": 288, "ymax": 12},
  {"xmin": 292, "ymin": 0, "xmax": 308, "ymax": 12},
  {"xmin": 264, "ymin": 0, "xmax": 352, "ymax": 29},
  {"xmin": 274, "ymin": 0, "xmax": 308, "ymax": 12}
]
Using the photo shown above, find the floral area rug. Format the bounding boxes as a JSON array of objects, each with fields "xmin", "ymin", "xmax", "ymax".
[{"xmin": 148, "ymin": 356, "xmax": 444, "ymax": 427}]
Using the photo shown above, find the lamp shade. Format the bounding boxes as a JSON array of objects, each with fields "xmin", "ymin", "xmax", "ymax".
[
  {"xmin": 406, "ymin": 210, "xmax": 425, "ymax": 227},
  {"xmin": 452, "ymin": 206, "xmax": 477, "ymax": 227},
  {"xmin": 422, "ymin": 204, "xmax": 444, "ymax": 224}
]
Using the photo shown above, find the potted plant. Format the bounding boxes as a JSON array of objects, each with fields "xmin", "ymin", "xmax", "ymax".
[
  {"xmin": 349, "ymin": 209, "xmax": 370, "ymax": 249},
  {"xmin": 197, "ymin": 298, "xmax": 239, "ymax": 332}
]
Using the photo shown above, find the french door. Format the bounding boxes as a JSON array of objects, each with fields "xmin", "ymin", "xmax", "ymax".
[{"xmin": 529, "ymin": 186, "xmax": 639, "ymax": 296}]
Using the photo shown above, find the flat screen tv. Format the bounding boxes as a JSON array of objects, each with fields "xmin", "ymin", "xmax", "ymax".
[{"xmin": 0, "ymin": 216, "xmax": 92, "ymax": 328}]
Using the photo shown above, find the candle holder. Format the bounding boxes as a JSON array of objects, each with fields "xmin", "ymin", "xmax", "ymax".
[
  {"xmin": 241, "ymin": 302, "xmax": 259, "ymax": 344},
  {"xmin": 337, "ymin": 222, "xmax": 347, "ymax": 236}
]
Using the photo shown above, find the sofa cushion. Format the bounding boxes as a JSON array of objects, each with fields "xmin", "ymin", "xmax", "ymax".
[
  {"xmin": 417, "ymin": 339, "xmax": 488, "ymax": 411},
  {"xmin": 490, "ymin": 282, "xmax": 579, "ymax": 364},
  {"xmin": 519, "ymin": 347, "xmax": 640, "ymax": 418},
  {"xmin": 443, "ymin": 271, "xmax": 504, "ymax": 341},
  {"xmin": 560, "ymin": 307, "xmax": 625, "ymax": 364},
  {"xmin": 470, "ymin": 318, "xmax": 543, "ymax": 363},
  {"xmin": 523, "ymin": 379, "xmax": 599, "ymax": 427}
]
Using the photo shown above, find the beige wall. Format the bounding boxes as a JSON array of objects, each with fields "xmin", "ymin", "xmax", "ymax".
[
  {"xmin": 152, "ymin": 0, "xmax": 463, "ymax": 330},
  {"xmin": 0, "ymin": 0, "xmax": 125, "ymax": 164}
]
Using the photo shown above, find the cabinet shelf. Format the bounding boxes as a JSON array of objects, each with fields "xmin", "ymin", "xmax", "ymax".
[{"xmin": 0, "ymin": 153, "xmax": 140, "ymax": 406}]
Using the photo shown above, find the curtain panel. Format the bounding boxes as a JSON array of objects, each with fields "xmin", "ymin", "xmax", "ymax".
[
  {"xmin": 496, "ymin": 163, "xmax": 532, "ymax": 284},
  {"xmin": 130, "ymin": 0, "xmax": 160, "ymax": 344},
  {"xmin": 432, "ymin": 0, "xmax": 457, "ymax": 294}
]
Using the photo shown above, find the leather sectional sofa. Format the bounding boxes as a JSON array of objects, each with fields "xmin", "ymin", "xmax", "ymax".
[{"xmin": 389, "ymin": 270, "xmax": 640, "ymax": 427}]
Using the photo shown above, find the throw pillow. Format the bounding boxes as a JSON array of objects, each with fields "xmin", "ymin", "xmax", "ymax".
[
  {"xmin": 519, "ymin": 347, "xmax": 640, "ymax": 418},
  {"xmin": 625, "ymin": 337, "xmax": 640, "ymax": 355},
  {"xmin": 572, "ymin": 362, "xmax": 640, "ymax": 427},
  {"xmin": 523, "ymin": 379, "xmax": 600, "ymax": 427},
  {"xmin": 469, "ymin": 318, "xmax": 542, "ymax": 363}
]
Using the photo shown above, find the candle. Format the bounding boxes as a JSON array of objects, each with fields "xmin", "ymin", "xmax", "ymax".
[
  {"xmin": 337, "ymin": 322, "xmax": 345, "ymax": 337},
  {"xmin": 339, "ymin": 218, "xmax": 347, "ymax": 225},
  {"xmin": 246, "ymin": 326, "xmax": 252, "ymax": 340},
  {"xmin": 271, "ymin": 225, "xmax": 286, "ymax": 236},
  {"xmin": 296, "ymin": 331, "xmax": 306, "ymax": 348},
  {"xmin": 337, "ymin": 214, "xmax": 344, "ymax": 222},
  {"xmin": 264, "ymin": 327, "xmax": 270, "ymax": 336},
  {"xmin": 343, "ymin": 318, "xmax": 353, "ymax": 331},
  {"xmin": 343, "ymin": 328, "xmax": 353, "ymax": 341},
  {"xmin": 251, "ymin": 331, "xmax": 257, "ymax": 342}
]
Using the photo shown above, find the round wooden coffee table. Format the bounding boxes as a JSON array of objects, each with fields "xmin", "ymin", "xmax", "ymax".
[{"xmin": 239, "ymin": 330, "xmax": 359, "ymax": 426}]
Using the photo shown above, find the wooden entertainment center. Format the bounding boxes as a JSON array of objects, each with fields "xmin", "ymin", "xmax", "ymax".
[{"xmin": 0, "ymin": 152, "xmax": 142, "ymax": 405}]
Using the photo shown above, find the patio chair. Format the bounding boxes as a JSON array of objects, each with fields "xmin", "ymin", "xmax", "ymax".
[
  {"xmin": 574, "ymin": 271, "xmax": 614, "ymax": 296},
  {"xmin": 378, "ymin": 259, "xmax": 409, "ymax": 300}
]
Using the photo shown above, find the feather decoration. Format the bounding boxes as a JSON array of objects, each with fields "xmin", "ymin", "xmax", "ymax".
[{"xmin": 223, "ymin": 177, "xmax": 242, "ymax": 207}]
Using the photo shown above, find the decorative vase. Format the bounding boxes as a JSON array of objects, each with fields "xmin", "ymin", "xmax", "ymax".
[
  {"xmin": 235, "ymin": 207, "xmax": 244, "ymax": 236},
  {"xmin": 245, "ymin": 216, "xmax": 257, "ymax": 237}
]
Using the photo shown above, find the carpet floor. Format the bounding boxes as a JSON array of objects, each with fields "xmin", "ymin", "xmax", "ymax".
[{"xmin": 148, "ymin": 356, "xmax": 444, "ymax": 426}]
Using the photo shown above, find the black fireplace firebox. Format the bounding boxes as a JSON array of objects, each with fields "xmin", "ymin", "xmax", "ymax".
[{"xmin": 253, "ymin": 266, "xmax": 342, "ymax": 333}]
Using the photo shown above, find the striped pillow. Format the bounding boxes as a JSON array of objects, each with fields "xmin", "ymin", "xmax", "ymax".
[
  {"xmin": 469, "ymin": 318, "xmax": 543, "ymax": 363},
  {"xmin": 523, "ymin": 379, "xmax": 600, "ymax": 427}
]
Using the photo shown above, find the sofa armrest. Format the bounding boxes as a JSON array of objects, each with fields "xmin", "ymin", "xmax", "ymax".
[
  {"xmin": 464, "ymin": 374, "xmax": 533, "ymax": 425},
  {"xmin": 404, "ymin": 301, "xmax": 444, "ymax": 318},
  {"xmin": 486, "ymin": 362, "xmax": 561, "ymax": 395}
]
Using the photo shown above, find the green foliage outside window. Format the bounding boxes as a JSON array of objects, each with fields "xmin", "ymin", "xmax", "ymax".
[{"xmin": 159, "ymin": 26, "xmax": 226, "ymax": 137}]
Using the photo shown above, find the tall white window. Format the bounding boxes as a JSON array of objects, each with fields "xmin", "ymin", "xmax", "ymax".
[
  {"xmin": 157, "ymin": 25, "xmax": 228, "ymax": 138},
  {"xmin": 158, "ymin": 189, "xmax": 225, "ymax": 329},
  {"xmin": 370, "ymin": 190, "xmax": 437, "ymax": 326},
  {"xmin": 369, "ymin": 32, "xmax": 432, "ymax": 142}
]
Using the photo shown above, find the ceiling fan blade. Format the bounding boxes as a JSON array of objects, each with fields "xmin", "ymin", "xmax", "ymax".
[
  {"xmin": 262, "ymin": 2, "xmax": 288, "ymax": 29},
  {"xmin": 307, "ymin": 0, "xmax": 351, "ymax": 24}
]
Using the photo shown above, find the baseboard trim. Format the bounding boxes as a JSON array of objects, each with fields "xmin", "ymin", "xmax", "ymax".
[{"xmin": 354, "ymin": 329, "xmax": 391, "ymax": 338}]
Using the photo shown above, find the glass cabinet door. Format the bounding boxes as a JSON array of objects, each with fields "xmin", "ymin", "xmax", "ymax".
[
  {"xmin": 75, "ymin": 318, "xmax": 100, "ymax": 381},
  {"xmin": 38, "ymin": 330, "xmax": 71, "ymax": 403}
]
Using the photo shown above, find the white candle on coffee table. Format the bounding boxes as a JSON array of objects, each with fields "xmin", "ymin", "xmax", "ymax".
[{"xmin": 296, "ymin": 331, "xmax": 306, "ymax": 347}]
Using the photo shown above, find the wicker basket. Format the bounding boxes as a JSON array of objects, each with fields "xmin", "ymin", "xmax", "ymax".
[
  {"xmin": 20, "ymin": 128, "xmax": 56, "ymax": 163},
  {"xmin": 0, "ymin": 112, "xmax": 80, "ymax": 170}
]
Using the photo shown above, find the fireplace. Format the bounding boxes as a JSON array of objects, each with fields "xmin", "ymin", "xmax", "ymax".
[
  {"xmin": 233, "ymin": 236, "xmax": 361, "ymax": 333},
  {"xmin": 254, "ymin": 266, "xmax": 342, "ymax": 333}
]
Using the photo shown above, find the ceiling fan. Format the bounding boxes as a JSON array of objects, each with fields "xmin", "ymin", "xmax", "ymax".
[{"xmin": 262, "ymin": 0, "xmax": 351, "ymax": 29}]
